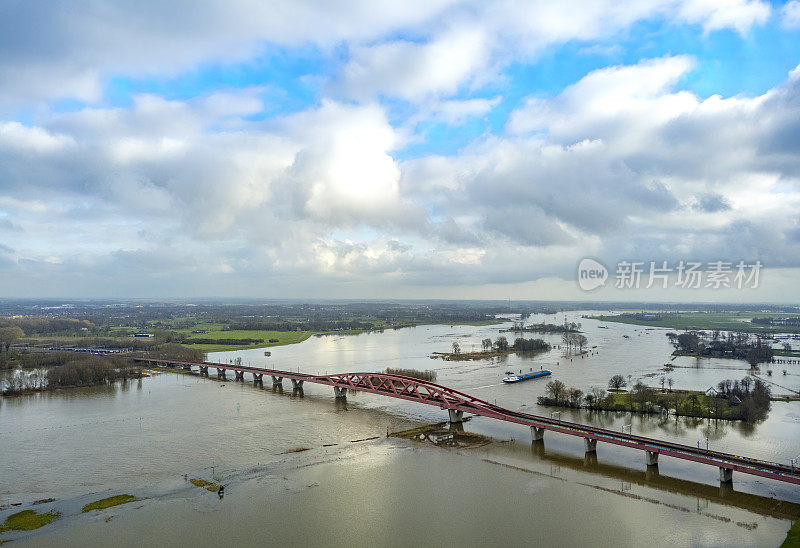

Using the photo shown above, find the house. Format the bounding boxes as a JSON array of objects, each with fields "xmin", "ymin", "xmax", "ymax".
[{"xmin": 705, "ymin": 387, "xmax": 718, "ymax": 397}]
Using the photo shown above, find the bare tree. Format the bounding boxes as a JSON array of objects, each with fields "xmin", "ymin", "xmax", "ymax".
[
  {"xmin": 0, "ymin": 326, "xmax": 25, "ymax": 352},
  {"xmin": 545, "ymin": 379, "xmax": 567, "ymax": 403},
  {"xmin": 608, "ymin": 375, "xmax": 626, "ymax": 391}
]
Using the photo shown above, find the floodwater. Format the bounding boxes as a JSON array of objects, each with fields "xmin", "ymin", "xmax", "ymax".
[{"xmin": 2, "ymin": 312, "xmax": 800, "ymax": 546}]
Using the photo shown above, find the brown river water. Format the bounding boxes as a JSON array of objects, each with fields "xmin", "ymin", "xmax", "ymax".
[{"xmin": 2, "ymin": 312, "xmax": 800, "ymax": 546}]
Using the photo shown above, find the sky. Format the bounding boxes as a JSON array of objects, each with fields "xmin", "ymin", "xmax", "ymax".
[{"xmin": 1, "ymin": 0, "xmax": 800, "ymax": 302}]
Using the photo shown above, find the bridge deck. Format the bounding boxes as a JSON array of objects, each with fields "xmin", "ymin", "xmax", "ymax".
[{"xmin": 134, "ymin": 358, "xmax": 800, "ymax": 486}]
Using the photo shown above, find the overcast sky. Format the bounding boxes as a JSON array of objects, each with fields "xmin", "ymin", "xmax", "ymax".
[{"xmin": 1, "ymin": 0, "xmax": 799, "ymax": 302}]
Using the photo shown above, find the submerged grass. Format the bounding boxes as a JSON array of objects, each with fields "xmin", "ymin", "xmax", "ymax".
[
  {"xmin": 189, "ymin": 478, "xmax": 220, "ymax": 492},
  {"xmin": 782, "ymin": 517, "xmax": 800, "ymax": 547},
  {"xmin": 0, "ymin": 509, "xmax": 60, "ymax": 533},
  {"xmin": 81, "ymin": 494, "xmax": 138, "ymax": 513},
  {"xmin": 282, "ymin": 447, "xmax": 310, "ymax": 454}
]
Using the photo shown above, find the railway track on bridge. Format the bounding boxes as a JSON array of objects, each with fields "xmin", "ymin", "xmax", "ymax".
[{"xmin": 134, "ymin": 358, "xmax": 800, "ymax": 486}]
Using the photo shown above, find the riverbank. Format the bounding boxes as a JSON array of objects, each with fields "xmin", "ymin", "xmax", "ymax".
[{"xmin": 589, "ymin": 312, "xmax": 800, "ymax": 334}]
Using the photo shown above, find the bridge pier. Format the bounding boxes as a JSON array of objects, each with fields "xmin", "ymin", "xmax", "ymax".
[
  {"xmin": 253, "ymin": 373, "xmax": 263, "ymax": 384},
  {"xmin": 199, "ymin": 366, "xmax": 208, "ymax": 376},
  {"xmin": 719, "ymin": 467, "xmax": 733, "ymax": 484},
  {"xmin": 531, "ymin": 426, "xmax": 545, "ymax": 441},
  {"xmin": 448, "ymin": 409, "xmax": 464, "ymax": 423},
  {"xmin": 216, "ymin": 368, "xmax": 227, "ymax": 379},
  {"xmin": 291, "ymin": 379, "xmax": 304, "ymax": 389},
  {"xmin": 333, "ymin": 386, "xmax": 347, "ymax": 399},
  {"xmin": 271, "ymin": 376, "xmax": 283, "ymax": 385},
  {"xmin": 646, "ymin": 451, "xmax": 659, "ymax": 466},
  {"xmin": 584, "ymin": 438, "xmax": 597, "ymax": 453},
  {"xmin": 235, "ymin": 370, "xmax": 244, "ymax": 381}
]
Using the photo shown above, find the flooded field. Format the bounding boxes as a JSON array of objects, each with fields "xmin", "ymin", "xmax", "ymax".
[{"xmin": 2, "ymin": 312, "xmax": 800, "ymax": 546}]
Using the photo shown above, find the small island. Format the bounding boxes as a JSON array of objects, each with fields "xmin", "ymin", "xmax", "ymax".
[
  {"xmin": 431, "ymin": 336, "xmax": 551, "ymax": 361},
  {"xmin": 537, "ymin": 374, "xmax": 773, "ymax": 421}
]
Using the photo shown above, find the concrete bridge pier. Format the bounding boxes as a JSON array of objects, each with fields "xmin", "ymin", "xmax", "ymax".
[
  {"xmin": 531, "ymin": 426, "xmax": 545, "ymax": 441},
  {"xmin": 333, "ymin": 386, "xmax": 347, "ymax": 399},
  {"xmin": 448, "ymin": 409, "xmax": 464, "ymax": 423},
  {"xmin": 253, "ymin": 373, "xmax": 263, "ymax": 384},
  {"xmin": 291, "ymin": 379, "xmax": 304, "ymax": 389},
  {"xmin": 216, "ymin": 368, "xmax": 227, "ymax": 379},
  {"xmin": 719, "ymin": 467, "xmax": 733, "ymax": 484},
  {"xmin": 235, "ymin": 370, "xmax": 244, "ymax": 381},
  {"xmin": 199, "ymin": 366, "xmax": 209, "ymax": 376},
  {"xmin": 646, "ymin": 451, "xmax": 659, "ymax": 466},
  {"xmin": 271, "ymin": 376, "xmax": 283, "ymax": 385},
  {"xmin": 584, "ymin": 438, "xmax": 597, "ymax": 453}
]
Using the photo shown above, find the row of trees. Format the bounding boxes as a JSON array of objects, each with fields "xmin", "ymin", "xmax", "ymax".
[
  {"xmin": 460, "ymin": 336, "xmax": 550, "ymax": 354},
  {"xmin": 506, "ymin": 321, "xmax": 581, "ymax": 333},
  {"xmin": 226, "ymin": 320, "xmax": 376, "ymax": 332},
  {"xmin": 561, "ymin": 332, "xmax": 588, "ymax": 352},
  {"xmin": 539, "ymin": 379, "xmax": 608, "ymax": 409}
]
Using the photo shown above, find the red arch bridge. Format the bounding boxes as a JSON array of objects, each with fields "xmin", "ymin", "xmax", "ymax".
[{"xmin": 134, "ymin": 358, "xmax": 800, "ymax": 487}]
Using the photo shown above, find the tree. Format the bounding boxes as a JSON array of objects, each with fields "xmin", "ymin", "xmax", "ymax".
[
  {"xmin": 576, "ymin": 335, "xmax": 588, "ymax": 352},
  {"xmin": 0, "ymin": 326, "xmax": 24, "ymax": 352},
  {"xmin": 567, "ymin": 388, "xmax": 584, "ymax": 407},
  {"xmin": 660, "ymin": 376, "xmax": 666, "ymax": 392},
  {"xmin": 452, "ymin": 341, "xmax": 461, "ymax": 354},
  {"xmin": 545, "ymin": 379, "xmax": 567, "ymax": 403},
  {"xmin": 482, "ymin": 338, "xmax": 492, "ymax": 352},
  {"xmin": 667, "ymin": 377, "xmax": 674, "ymax": 392},
  {"xmin": 676, "ymin": 333, "xmax": 700, "ymax": 353},
  {"xmin": 741, "ymin": 375, "xmax": 752, "ymax": 393},
  {"xmin": 608, "ymin": 375, "xmax": 626, "ymax": 391},
  {"xmin": 632, "ymin": 381, "xmax": 654, "ymax": 410},
  {"xmin": 494, "ymin": 336, "xmax": 509, "ymax": 351}
]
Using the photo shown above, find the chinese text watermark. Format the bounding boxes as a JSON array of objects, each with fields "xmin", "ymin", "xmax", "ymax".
[{"xmin": 577, "ymin": 259, "xmax": 762, "ymax": 291}]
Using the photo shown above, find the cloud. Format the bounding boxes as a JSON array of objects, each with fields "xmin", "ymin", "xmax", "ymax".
[
  {"xmin": 783, "ymin": 1, "xmax": 800, "ymax": 28},
  {"xmin": 338, "ymin": 27, "xmax": 490, "ymax": 100},
  {"xmin": 0, "ymin": 0, "xmax": 772, "ymax": 107},
  {"xmin": 0, "ymin": 1, "xmax": 794, "ymax": 299},
  {"xmin": 696, "ymin": 193, "xmax": 731, "ymax": 212}
]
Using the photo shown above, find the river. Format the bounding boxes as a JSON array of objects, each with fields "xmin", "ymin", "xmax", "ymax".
[{"xmin": 2, "ymin": 311, "xmax": 800, "ymax": 546}]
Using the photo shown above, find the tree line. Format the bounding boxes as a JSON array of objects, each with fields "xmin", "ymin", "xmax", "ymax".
[
  {"xmin": 538, "ymin": 374, "xmax": 771, "ymax": 421},
  {"xmin": 2, "ymin": 355, "xmax": 143, "ymax": 396},
  {"xmin": 474, "ymin": 336, "xmax": 551, "ymax": 353},
  {"xmin": 668, "ymin": 331, "xmax": 774, "ymax": 366}
]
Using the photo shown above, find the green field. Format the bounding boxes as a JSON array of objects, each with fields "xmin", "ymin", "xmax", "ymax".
[
  {"xmin": 592, "ymin": 312, "xmax": 800, "ymax": 334},
  {"xmin": 608, "ymin": 391, "xmax": 743, "ymax": 419},
  {"xmin": 174, "ymin": 324, "xmax": 314, "ymax": 352},
  {"xmin": 18, "ymin": 318, "xmax": 506, "ymax": 354}
]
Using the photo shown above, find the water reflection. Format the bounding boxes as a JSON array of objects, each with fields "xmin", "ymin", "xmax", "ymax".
[{"xmin": 503, "ymin": 440, "xmax": 800, "ymax": 521}]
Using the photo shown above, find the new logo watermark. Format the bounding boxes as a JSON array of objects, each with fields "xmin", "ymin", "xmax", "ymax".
[
  {"xmin": 577, "ymin": 258, "xmax": 608, "ymax": 291},
  {"xmin": 577, "ymin": 259, "xmax": 762, "ymax": 291}
]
